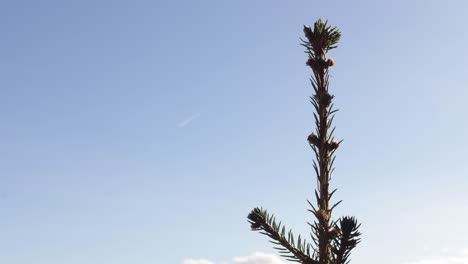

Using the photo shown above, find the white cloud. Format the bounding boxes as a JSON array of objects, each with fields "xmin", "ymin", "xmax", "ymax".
[
  {"xmin": 182, "ymin": 259, "xmax": 214, "ymax": 264},
  {"xmin": 233, "ymin": 252, "xmax": 285, "ymax": 264},
  {"xmin": 181, "ymin": 252, "xmax": 284, "ymax": 264},
  {"xmin": 403, "ymin": 249, "xmax": 468, "ymax": 264}
]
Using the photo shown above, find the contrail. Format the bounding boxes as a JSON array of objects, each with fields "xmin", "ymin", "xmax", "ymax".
[{"xmin": 177, "ymin": 113, "xmax": 201, "ymax": 128}]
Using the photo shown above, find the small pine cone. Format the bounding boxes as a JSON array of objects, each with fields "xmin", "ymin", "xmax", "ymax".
[
  {"xmin": 307, "ymin": 133, "xmax": 320, "ymax": 146},
  {"xmin": 326, "ymin": 58, "xmax": 335, "ymax": 67}
]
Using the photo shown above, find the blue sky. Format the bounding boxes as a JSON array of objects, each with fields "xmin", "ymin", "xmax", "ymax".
[{"xmin": 1, "ymin": 1, "xmax": 468, "ymax": 264}]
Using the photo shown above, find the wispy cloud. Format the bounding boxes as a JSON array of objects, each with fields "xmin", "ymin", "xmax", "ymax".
[
  {"xmin": 181, "ymin": 252, "xmax": 284, "ymax": 264},
  {"xmin": 177, "ymin": 113, "xmax": 201, "ymax": 128}
]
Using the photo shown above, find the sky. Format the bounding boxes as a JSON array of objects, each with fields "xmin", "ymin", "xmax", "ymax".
[{"xmin": 1, "ymin": 0, "xmax": 468, "ymax": 264}]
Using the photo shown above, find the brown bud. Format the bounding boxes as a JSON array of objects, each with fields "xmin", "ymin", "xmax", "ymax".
[
  {"xmin": 306, "ymin": 58, "xmax": 320, "ymax": 72},
  {"xmin": 307, "ymin": 133, "xmax": 320, "ymax": 146},
  {"xmin": 316, "ymin": 209, "xmax": 330, "ymax": 222},
  {"xmin": 329, "ymin": 140, "xmax": 340, "ymax": 150},
  {"xmin": 321, "ymin": 92, "xmax": 333, "ymax": 106},
  {"xmin": 326, "ymin": 58, "xmax": 335, "ymax": 67}
]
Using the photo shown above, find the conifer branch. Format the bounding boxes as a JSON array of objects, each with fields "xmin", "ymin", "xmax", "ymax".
[
  {"xmin": 248, "ymin": 208, "xmax": 318, "ymax": 264},
  {"xmin": 331, "ymin": 217, "xmax": 362, "ymax": 264}
]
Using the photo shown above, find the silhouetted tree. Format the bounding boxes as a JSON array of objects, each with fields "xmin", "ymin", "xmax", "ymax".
[{"xmin": 247, "ymin": 19, "xmax": 361, "ymax": 264}]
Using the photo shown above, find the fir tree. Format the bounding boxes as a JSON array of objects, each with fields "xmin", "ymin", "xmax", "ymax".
[{"xmin": 247, "ymin": 19, "xmax": 361, "ymax": 264}]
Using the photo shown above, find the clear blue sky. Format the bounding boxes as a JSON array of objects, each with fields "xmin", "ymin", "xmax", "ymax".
[{"xmin": 1, "ymin": 1, "xmax": 468, "ymax": 264}]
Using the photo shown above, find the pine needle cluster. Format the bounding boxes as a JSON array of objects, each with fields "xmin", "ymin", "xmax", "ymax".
[{"xmin": 247, "ymin": 19, "xmax": 361, "ymax": 264}]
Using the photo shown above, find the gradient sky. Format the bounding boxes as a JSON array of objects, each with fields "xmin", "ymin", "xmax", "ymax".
[{"xmin": 1, "ymin": 1, "xmax": 468, "ymax": 264}]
